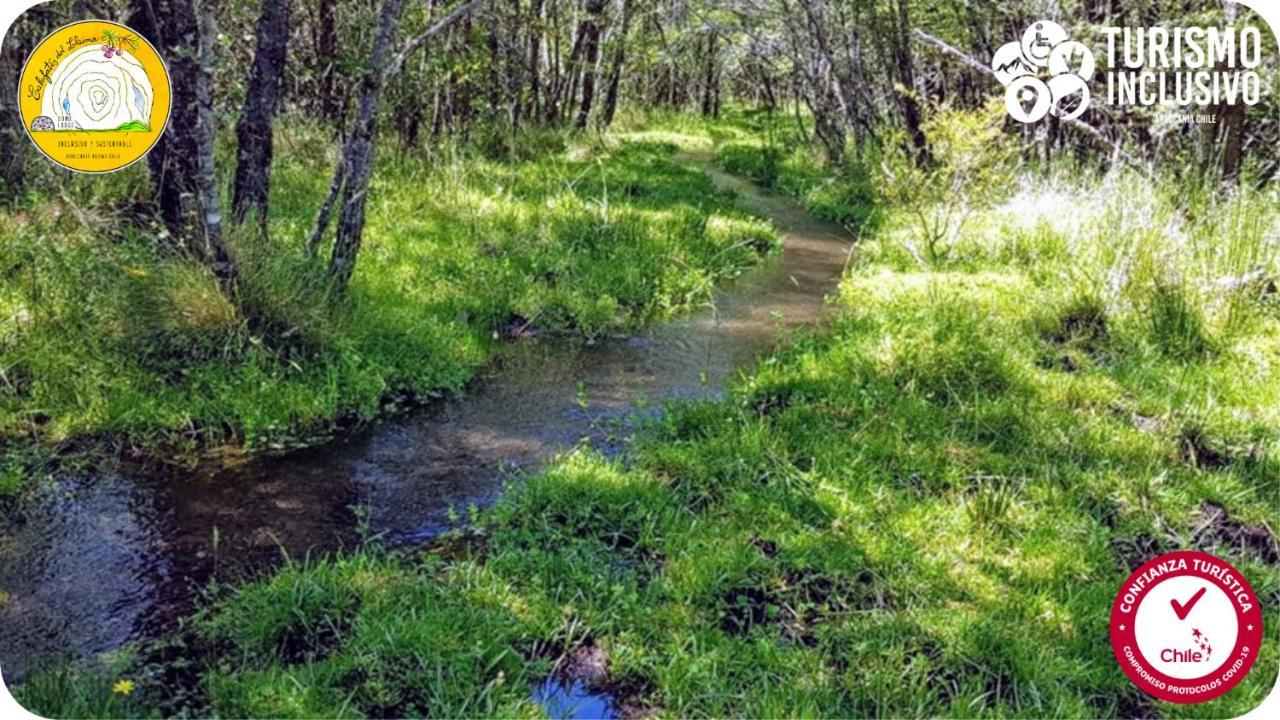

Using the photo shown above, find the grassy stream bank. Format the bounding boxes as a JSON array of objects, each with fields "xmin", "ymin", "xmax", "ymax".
[
  {"xmin": 0, "ymin": 129, "xmax": 776, "ymax": 490},
  {"xmin": 10, "ymin": 112, "xmax": 1280, "ymax": 718}
]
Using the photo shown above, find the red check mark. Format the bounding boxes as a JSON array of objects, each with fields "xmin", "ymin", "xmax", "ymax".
[{"xmin": 1170, "ymin": 587, "xmax": 1207, "ymax": 620}]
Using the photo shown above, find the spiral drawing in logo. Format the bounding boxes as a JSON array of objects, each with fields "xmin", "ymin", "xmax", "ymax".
[
  {"xmin": 18, "ymin": 20, "xmax": 171, "ymax": 173},
  {"xmin": 991, "ymin": 21, "xmax": 1094, "ymax": 123}
]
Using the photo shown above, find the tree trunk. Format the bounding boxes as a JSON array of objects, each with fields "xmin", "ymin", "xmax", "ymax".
[
  {"xmin": 232, "ymin": 0, "xmax": 291, "ymax": 227},
  {"xmin": 546, "ymin": 1, "xmax": 564, "ymax": 121},
  {"xmin": 131, "ymin": 0, "xmax": 238, "ymax": 286},
  {"xmin": 323, "ymin": 0, "xmax": 494, "ymax": 291},
  {"xmin": 574, "ymin": 0, "xmax": 606, "ymax": 128},
  {"xmin": 892, "ymin": 0, "xmax": 929, "ymax": 164},
  {"xmin": 599, "ymin": 0, "xmax": 631, "ymax": 127},
  {"xmin": 315, "ymin": 0, "xmax": 339, "ymax": 117},
  {"xmin": 328, "ymin": 0, "xmax": 406, "ymax": 292},
  {"xmin": 700, "ymin": 33, "xmax": 717, "ymax": 116},
  {"xmin": 560, "ymin": 28, "xmax": 584, "ymax": 123},
  {"xmin": 1218, "ymin": 100, "xmax": 1245, "ymax": 183},
  {"xmin": 505, "ymin": 0, "xmax": 523, "ymax": 127},
  {"xmin": 528, "ymin": 0, "xmax": 544, "ymax": 119},
  {"xmin": 1216, "ymin": 4, "xmax": 1245, "ymax": 184}
]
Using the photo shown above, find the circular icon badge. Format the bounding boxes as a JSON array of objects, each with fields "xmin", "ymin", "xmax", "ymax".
[
  {"xmin": 1048, "ymin": 40, "xmax": 1096, "ymax": 81},
  {"xmin": 1005, "ymin": 76, "xmax": 1052, "ymax": 123},
  {"xmin": 1111, "ymin": 550, "xmax": 1263, "ymax": 703},
  {"xmin": 1020, "ymin": 20, "xmax": 1068, "ymax": 67},
  {"xmin": 991, "ymin": 41, "xmax": 1033, "ymax": 85},
  {"xmin": 18, "ymin": 20, "xmax": 170, "ymax": 173},
  {"xmin": 1047, "ymin": 74, "xmax": 1090, "ymax": 121}
]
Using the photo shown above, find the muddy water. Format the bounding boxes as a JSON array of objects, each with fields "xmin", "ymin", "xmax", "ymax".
[{"xmin": 0, "ymin": 162, "xmax": 853, "ymax": 681}]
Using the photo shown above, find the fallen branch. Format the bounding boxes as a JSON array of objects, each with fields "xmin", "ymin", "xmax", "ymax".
[{"xmin": 911, "ymin": 28, "xmax": 1150, "ymax": 173}]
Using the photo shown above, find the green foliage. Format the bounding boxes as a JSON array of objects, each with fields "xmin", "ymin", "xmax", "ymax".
[
  {"xmin": 878, "ymin": 101, "xmax": 1018, "ymax": 267},
  {"xmin": 1146, "ymin": 279, "xmax": 1214, "ymax": 360},
  {"xmin": 717, "ymin": 141, "xmax": 784, "ymax": 186},
  {"xmin": 0, "ymin": 128, "xmax": 776, "ymax": 459},
  {"xmin": 716, "ymin": 138, "xmax": 879, "ymax": 229},
  {"xmin": 14, "ymin": 662, "xmax": 154, "ymax": 719},
  {"xmin": 61, "ymin": 111, "xmax": 1276, "ymax": 719}
]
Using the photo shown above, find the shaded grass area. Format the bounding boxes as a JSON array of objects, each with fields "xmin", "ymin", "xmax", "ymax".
[
  {"xmin": 0, "ymin": 127, "xmax": 776, "ymax": 473},
  {"xmin": 15, "ymin": 113, "xmax": 1280, "ymax": 717}
]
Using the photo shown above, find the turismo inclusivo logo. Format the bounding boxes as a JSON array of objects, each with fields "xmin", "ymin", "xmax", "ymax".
[{"xmin": 991, "ymin": 21, "xmax": 1095, "ymax": 123}]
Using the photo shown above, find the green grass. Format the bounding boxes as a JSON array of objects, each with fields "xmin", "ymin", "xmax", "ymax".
[
  {"xmin": 13, "ymin": 111, "xmax": 1280, "ymax": 717},
  {"xmin": 0, "ymin": 124, "xmax": 776, "ymax": 470},
  {"xmin": 11, "ymin": 662, "xmax": 155, "ymax": 719}
]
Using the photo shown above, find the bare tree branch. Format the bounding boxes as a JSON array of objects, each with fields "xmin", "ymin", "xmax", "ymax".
[{"xmin": 386, "ymin": 0, "xmax": 493, "ymax": 79}]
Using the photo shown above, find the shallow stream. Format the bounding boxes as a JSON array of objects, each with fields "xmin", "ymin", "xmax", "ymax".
[{"xmin": 0, "ymin": 162, "xmax": 854, "ymax": 682}]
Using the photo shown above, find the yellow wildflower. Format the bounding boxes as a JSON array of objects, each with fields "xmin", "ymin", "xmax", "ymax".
[{"xmin": 112, "ymin": 679, "xmax": 135, "ymax": 696}]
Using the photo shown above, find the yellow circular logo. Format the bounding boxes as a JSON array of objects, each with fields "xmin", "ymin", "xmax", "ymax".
[{"xmin": 18, "ymin": 20, "xmax": 171, "ymax": 173}]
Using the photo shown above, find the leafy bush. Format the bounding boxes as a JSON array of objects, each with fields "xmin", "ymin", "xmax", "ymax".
[{"xmin": 879, "ymin": 101, "xmax": 1017, "ymax": 266}]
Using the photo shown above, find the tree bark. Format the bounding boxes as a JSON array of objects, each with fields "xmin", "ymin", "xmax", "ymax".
[
  {"xmin": 599, "ymin": 0, "xmax": 631, "ymax": 127},
  {"xmin": 315, "ymin": 0, "xmax": 339, "ymax": 117},
  {"xmin": 232, "ymin": 0, "xmax": 291, "ymax": 227},
  {"xmin": 131, "ymin": 0, "xmax": 238, "ymax": 286},
  {"xmin": 891, "ymin": 0, "xmax": 929, "ymax": 164},
  {"xmin": 574, "ymin": 0, "xmax": 606, "ymax": 128},
  {"xmin": 323, "ymin": 0, "xmax": 494, "ymax": 293},
  {"xmin": 700, "ymin": 33, "xmax": 716, "ymax": 116},
  {"xmin": 528, "ymin": 0, "xmax": 544, "ymax": 119},
  {"xmin": 1218, "ymin": 97, "xmax": 1245, "ymax": 183},
  {"xmin": 327, "ymin": 0, "xmax": 406, "ymax": 292}
]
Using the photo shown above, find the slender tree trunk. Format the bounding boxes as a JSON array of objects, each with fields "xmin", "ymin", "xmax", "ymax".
[
  {"xmin": 546, "ymin": 1, "xmax": 563, "ymax": 121},
  {"xmin": 486, "ymin": 26, "xmax": 502, "ymax": 115},
  {"xmin": 131, "ymin": 0, "xmax": 238, "ymax": 286},
  {"xmin": 324, "ymin": 0, "xmax": 494, "ymax": 292},
  {"xmin": 891, "ymin": 0, "xmax": 929, "ymax": 163},
  {"xmin": 328, "ymin": 0, "xmax": 406, "ymax": 292},
  {"xmin": 701, "ymin": 34, "xmax": 716, "ymax": 116},
  {"xmin": 561, "ymin": 31, "xmax": 584, "ymax": 122},
  {"xmin": 1217, "ymin": 4, "xmax": 1245, "ymax": 184},
  {"xmin": 574, "ymin": 0, "xmax": 606, "ymax": 128},
  {"xmin": 599, "ymin": 0, "xmax": 631, "ymax": 127},
  {"xmin": 506, "ymin": 0, "xmax": 523, "ymax": 127},
  {"xmin": 232, "ymin": 0, "xmax": 291, "ymax": 227},
  {"xmin": 316, "ymin": 0, "xmax": 339, "ymax": 117},
  {"xmin": 1218, "ymin": 99, "xmax": 1245, "ymax": 183},
  {"xmin": 307, "ymin": 150, "xmax": 345, "ymax": 257},
  {"xmin": 528, "ymin": 0, "xmax": 544, "ymax": 119},
  {"xmin": 456, "ymin": 15, "xmax": 474, "ymax": 137},
  {"xmin": 1041, "ymin": 112, "xmax": 1059, "ymax": 167}
]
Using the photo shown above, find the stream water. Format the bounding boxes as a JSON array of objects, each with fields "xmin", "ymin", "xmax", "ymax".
[{"xmin": 0, "ymin": 163, "xmax": 853, "ymax": 682}]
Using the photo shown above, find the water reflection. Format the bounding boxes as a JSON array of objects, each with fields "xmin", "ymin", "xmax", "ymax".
[{"xmin": 0, "ymin": 166, "xmax": 853, "ymax": 680}]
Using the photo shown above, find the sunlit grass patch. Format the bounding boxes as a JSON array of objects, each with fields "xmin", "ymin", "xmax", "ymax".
[
  {"xmin": 0, "ymin": 125, "xmax": 777, "ymax": 465},
  {"xmin": 16, "ymin": 111, "xmax": 1278, "ymax": 718}
]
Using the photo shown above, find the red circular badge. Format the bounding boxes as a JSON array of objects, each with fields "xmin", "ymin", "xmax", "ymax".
[{"xmin": 1110, "ymin": 550, "xmax": 1263, "ymax": 703}]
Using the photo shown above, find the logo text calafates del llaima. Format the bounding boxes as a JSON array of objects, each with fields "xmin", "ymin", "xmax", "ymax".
[{"xmin": 18, "ymin": 19, "xmax": 171, "ymax": 173}]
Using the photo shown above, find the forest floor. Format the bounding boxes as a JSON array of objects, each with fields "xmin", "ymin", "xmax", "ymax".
[{"xmin": 12, "ymin": 111, "xmax": 1280, "ymax": 718}]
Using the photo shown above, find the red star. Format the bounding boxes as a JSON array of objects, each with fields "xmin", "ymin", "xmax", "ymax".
[{"xmin": 1192, "ymin": 628, "xmax": 1202, "ymax": 638}]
